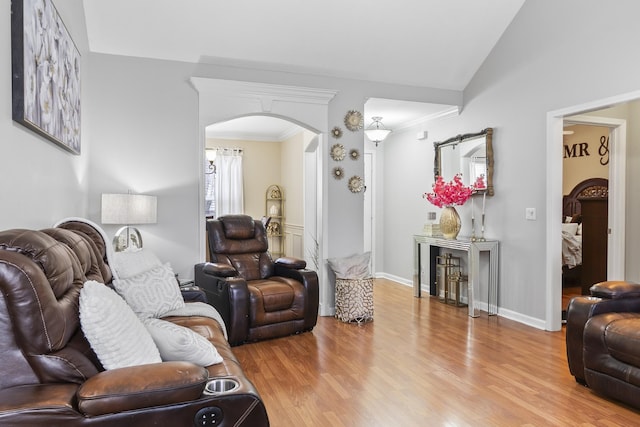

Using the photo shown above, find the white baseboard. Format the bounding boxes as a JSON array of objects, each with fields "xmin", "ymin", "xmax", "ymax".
[
  {"xmin": 495, "ymin": 307, "xmax": 546, "ymax": 330},
  {"xmin": 319, "ymin": 302, "xmax": 335, "ymax": 317},
  {"xmin": 376, "ymin": 272, "xmax": 412, "ymax": 287},
  {"xmin": 372, "ymin": 272, "xmax": 547, "ymax": 330}
]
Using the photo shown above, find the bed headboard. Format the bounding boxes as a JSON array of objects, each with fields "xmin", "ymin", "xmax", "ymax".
[{"xmin": 563, "ymin": 177, "xmax": 608, "ymax": 219}]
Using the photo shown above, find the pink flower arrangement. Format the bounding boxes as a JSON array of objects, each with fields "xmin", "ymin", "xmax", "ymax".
[{"xmin": 424, "ymin": 174, "xmax": 480, "ymax": 208}]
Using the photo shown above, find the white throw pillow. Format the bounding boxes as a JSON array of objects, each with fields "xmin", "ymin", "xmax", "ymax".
[
  {"xmin": 328, "ymin": 252, "xmax": 371, "ymax": 279},
  {"xmin": 112, "ymin": 263, "xmax": 185, "ymax": 319},
  {"xmin": 577, "ymin": 223, "xmax": 583, "ymax": 235},
  {"xmin": 112, "ymin": 249, "xmax": 162, "ymax": 279},
  {"xmin": 143, "ymin": 318, "xmax": 223, "ymax": 366},
  {"xmin": 79, "ymin": 280, "xmax": 161, "ymax": 370},
  {"xmin": 561, "ymin": 223, "xmax": 579, "ymax": 235}
]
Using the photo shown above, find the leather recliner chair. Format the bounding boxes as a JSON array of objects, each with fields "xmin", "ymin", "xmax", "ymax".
[
  {"xmin": 195, "ymin": 215, "xmax": 319, "ymax": 346},
  {"xmin": 566, "ymin": 280, "xmax": 640, "ymax": 409}
]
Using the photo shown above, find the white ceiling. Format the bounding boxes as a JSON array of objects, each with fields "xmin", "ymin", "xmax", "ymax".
[{"xmin": 82, "ymin": 0, "xmax": 525, "ymax": 140}]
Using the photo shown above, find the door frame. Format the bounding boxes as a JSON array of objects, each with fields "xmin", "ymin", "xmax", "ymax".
[
  {"xmin": 363, "ymin": 151, "xmax": 376, "ymax": 275},
  {"xmin": 562, "ymin": 115, "xmax": 626, "ymax": 279},
  {"xmin": 546, "ymin": 92, "xmax": 637, "ymax": 331}
]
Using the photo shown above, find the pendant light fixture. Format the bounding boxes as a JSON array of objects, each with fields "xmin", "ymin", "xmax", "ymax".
[{"xmin": 364, "ymin": 116, "xmax": 391, "ymax": 146}]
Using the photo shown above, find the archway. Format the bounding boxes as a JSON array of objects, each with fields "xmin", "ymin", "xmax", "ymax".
[
  {"xmin": 205, "ymin": 115, "xmax": 317, "ymax": 261},
  {"xmin": 190, "ymin": 77, "xmax": 337, "ymax": 316}
]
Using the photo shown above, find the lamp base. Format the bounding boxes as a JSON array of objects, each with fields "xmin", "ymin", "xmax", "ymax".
[{"xmin": 113, "ymin": 226, "xmax": 143, "ymax": 252}]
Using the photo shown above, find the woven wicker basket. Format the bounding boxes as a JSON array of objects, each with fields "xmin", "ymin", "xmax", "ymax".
[{"xmin": 335, "ymin": 277, "xmax": 374, "ymax": 323}]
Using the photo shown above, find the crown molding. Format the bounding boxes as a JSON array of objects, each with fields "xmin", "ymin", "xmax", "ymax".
[
  {"xmin": 393, "ymin": 106, "xmax": 460, "ymax": 132},
  {"xmin": 190, "ymin": 78, "xmax": 337, "ymax": 112}
]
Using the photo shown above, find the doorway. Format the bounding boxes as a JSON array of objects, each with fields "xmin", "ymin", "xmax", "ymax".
[
  {"xmin": 191, "ymin": 77, "xmax": 337, "ymax": 316},
  {"xmin": 205, "ymin": 116, "xmax": 313, "ymax": 254},
  {"xmin": 547, "ymin": 98, "xmax": 633, "ymax": 331},
  {"xmin": 560, "ymin": 122, "xmax": 612, "ymax": 319}
]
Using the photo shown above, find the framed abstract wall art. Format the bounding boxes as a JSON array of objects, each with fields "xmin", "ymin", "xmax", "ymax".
[{"xmin": 11, "ymin": 0, "xmax": 81, "ymax": 154}]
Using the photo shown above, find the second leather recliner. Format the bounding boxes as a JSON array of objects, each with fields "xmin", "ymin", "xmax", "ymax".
[{"xmin": 195, "ymin": 215, "xmax": 319, "ymax": 346}]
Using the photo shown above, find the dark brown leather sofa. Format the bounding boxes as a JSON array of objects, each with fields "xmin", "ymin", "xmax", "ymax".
[
  {"xmin": 566, "ymin": 280, "xmax": 640, "ymax": 408},
  {"xmin": 195, "ymin": 215, "xmax": 319, "ymax": 346},
  {"xmin": 0, "ymin": 220, "xmax": 269, "ymax": 426}
]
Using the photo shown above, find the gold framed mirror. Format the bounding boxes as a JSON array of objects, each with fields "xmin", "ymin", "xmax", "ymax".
[{"xmin": 434, "ymin": 128, "xmax": 494, "ymax": 196}]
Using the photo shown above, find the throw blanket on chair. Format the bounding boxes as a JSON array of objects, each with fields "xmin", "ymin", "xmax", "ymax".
[{"xmin": 163, "ymin": 302, "xmax": 228, "ymax": 340}]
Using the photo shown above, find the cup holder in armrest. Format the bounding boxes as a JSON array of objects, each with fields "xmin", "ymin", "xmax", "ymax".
[{"xmin": 203, "ymin": 378, "xmax": 240, "ymax": 395}]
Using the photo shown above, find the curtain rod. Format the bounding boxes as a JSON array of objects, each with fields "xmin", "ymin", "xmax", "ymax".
[{"xmin": 210, "ymin": 147, "xmax": 243, "ymax": 153}]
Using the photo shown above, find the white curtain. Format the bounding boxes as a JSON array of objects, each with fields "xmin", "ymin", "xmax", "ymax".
[{"xmin": 214, "ymin": 149, "xmax": 244, "ymax": 216}]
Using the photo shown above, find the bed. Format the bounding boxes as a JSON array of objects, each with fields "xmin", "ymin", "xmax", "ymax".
[
  {"xmin": 562, "ymin": 177, "xmax": 608, "ymax": 289},
  {"xmin": 562, "ymin": 222, "xmax": 582, "ymax": 269}
]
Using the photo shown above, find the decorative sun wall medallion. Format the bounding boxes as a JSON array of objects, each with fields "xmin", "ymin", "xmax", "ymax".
[
  {"xmin": 330, "ymin": 143, "xmax": 346, "ymax": 161},
  {"xmin": 331, "ymin": 126, "xmax": 343, "ymax": 139},
  {"xmin": 349, "ymin": 149, "xmax": 360, "ymax": 160},
  {"xmin": 332, "ymin": 166, "xmax": 345, "ymax": 180},
  {"xmin": 344, "ymin": 110, "xmax": 363, "ymax": 131},
  {"xmin": 348, "ymin": 176, "xmax": 365, "ymax": 193}
]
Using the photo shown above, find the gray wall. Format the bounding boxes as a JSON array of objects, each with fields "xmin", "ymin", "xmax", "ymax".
[
  {"xmin": 379, "ymin": 0, "xmax": 640, "ymax": 325},
  {"xmin": 0, "ymin": 0, "xmax": 91, "ymax": 228},
  {"xmin": 85, "ymin": 54, "xmax": 201, "ymax": 279}
]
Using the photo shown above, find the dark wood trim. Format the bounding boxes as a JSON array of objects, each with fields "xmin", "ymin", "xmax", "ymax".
[{"xmin": 563, "ymin": 177, "xmax": 608, "ymax": 219}]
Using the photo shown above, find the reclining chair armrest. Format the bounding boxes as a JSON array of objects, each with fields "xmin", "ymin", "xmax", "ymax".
[
  {"xmin": 0, "ymin": 383, "xmax": 78, "ymax": 421},
  {"xmin": 77, "ymin": 362, "xmax": 208, "ymax": 416},
  {"xmin": 274, "ymin": 256, "xmax": 307, "ymax": 270},
  {"xmin": 274, "ymin": 265, "xmax": 319, "ymax": 331},
  {"xmin": 589, "ymin": 280, "xmax": 640, "ymax": 299},
  {"xmin": 274, "ymin": 265, "xmax": 317, "ymax": 287},
  {"xmin": 200, "ymin": 262, "xmax": 238, "ymax": 278},
  {"xmin": 566, "ymin": 294, "xmax": 640, "ymax": 383},
  {"xmin": 180, "ymin": 286, "xmax": 207, "ymax": 303},
  {"xmin": 195, "ymin": 263, "xmax": 250, "ymax": 346}
]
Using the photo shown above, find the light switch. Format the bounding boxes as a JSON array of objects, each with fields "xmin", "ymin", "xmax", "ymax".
[{"xmin": 525, "ymin": 208, "xmax": 536, "ymax": 220}]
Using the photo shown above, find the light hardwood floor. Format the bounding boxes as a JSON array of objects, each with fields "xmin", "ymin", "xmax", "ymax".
[{"xmin": 232, "ymin": 279, "xmax": 640, "ymax": 426}]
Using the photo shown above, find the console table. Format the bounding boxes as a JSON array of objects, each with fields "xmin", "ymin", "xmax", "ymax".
[{"xmin": 413, "ymin": 235, "xmax": 499, "ymax": 317}]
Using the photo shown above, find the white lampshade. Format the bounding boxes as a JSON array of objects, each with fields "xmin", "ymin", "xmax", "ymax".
[
  {"xmin": 365, "ymin": 128, "xmax": 392, "ymax": 142},
  {"xmin": 101, "ymin": 194, "xmax": 157, "ymax": 225},
  {"xmin": 364, "ymin": 117, "xmax": 392, "ymax": 146},
  {"xmin": 205, "ymin": 149, "xmax": 217, "ymax": 163}
]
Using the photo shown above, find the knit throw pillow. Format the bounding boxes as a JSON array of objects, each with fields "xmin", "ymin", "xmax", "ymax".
[
  {"xmin": 143, "ymin": 318, "xmax": 223, "ymax": 366},
  {"xmin": 112, "ymin": 263, "xmax": 185, "ymax": 319},
  {"xmin": 80, "ymin": 280, "xmax": 161, "ymax": 370}
]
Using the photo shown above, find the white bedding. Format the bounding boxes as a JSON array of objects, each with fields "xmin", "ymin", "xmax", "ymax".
[{"xmin": 562, "ymin": 231, "xmax": 582, "ymax": 269}]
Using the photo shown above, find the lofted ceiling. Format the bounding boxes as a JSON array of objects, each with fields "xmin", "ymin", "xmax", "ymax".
[{"xmin": 82, "ymin": 0, "xmax": 525, "ymax": 140}]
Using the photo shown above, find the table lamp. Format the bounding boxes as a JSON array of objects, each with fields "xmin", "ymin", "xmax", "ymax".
[{"xmin": 101, "ymin": 193, "xmax": 157, "ymax": 252}]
